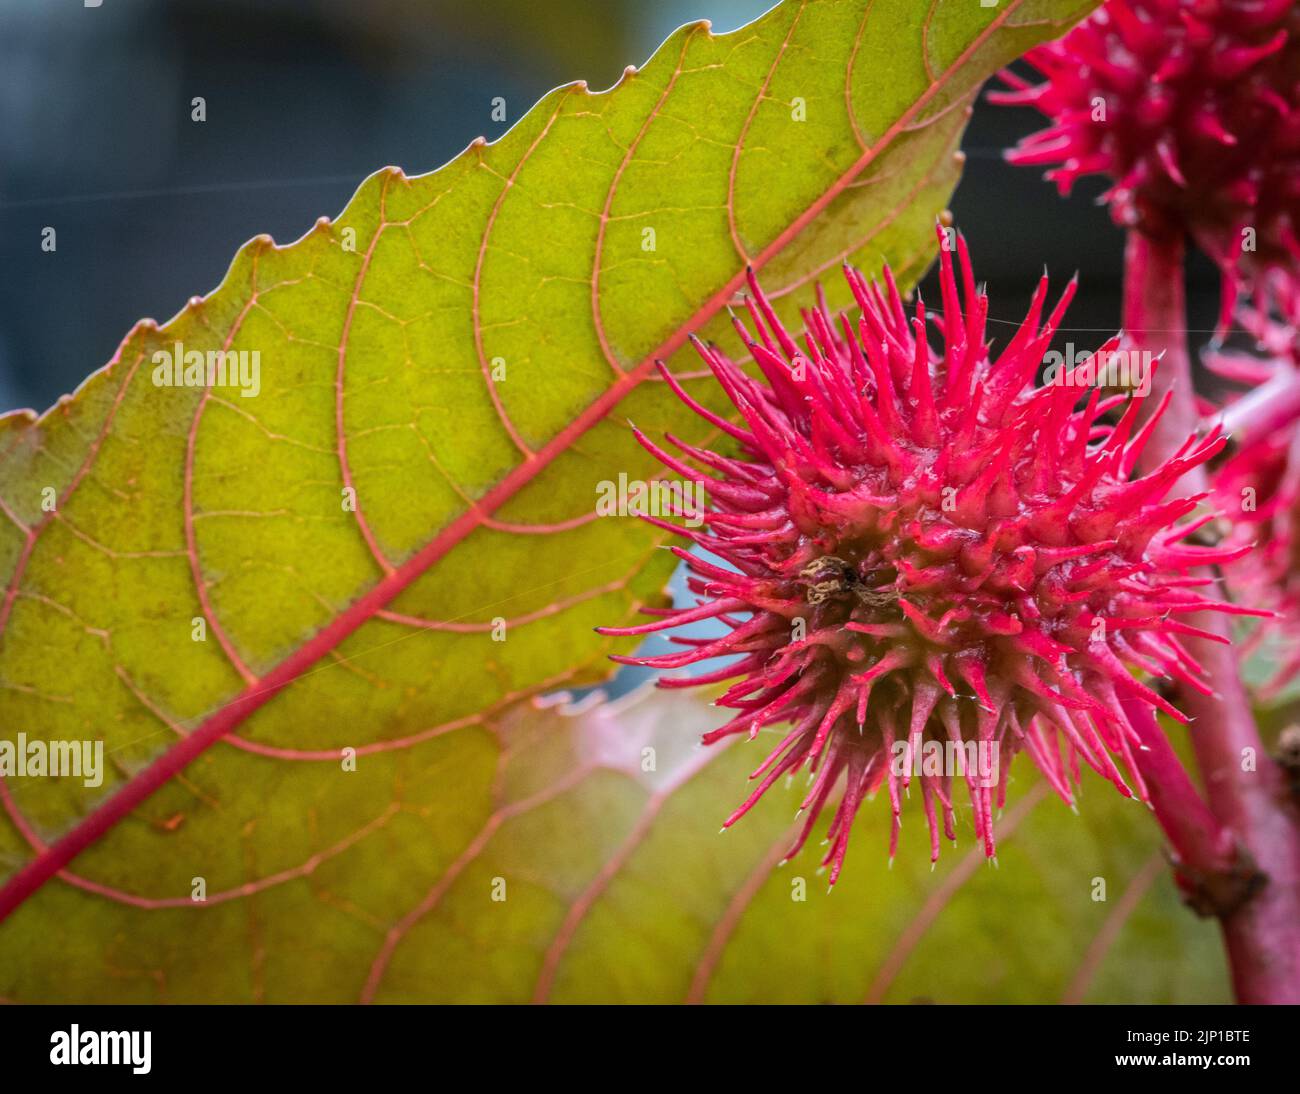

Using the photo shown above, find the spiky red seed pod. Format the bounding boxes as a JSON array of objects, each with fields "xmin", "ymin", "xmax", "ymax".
[
  {"xmin": 993, "ymin": 0, "xmax": 1300, "ymax": 326},
  {"xmin": 600, "ymin": 226, "xmax": 1261, "ymax": 882}
]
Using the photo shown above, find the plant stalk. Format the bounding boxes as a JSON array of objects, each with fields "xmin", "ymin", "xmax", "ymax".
[
  {"xmin": 1217, "ymin": 365, "xmax": 1300, "ymax": 445},
  {"xmin": 1124, "ymin": 229, "xmax": 1300, "ymax": 1004},
  {"xmin": 1121, "ymin": 697, "xmax": 1238, "ymax": 883}
]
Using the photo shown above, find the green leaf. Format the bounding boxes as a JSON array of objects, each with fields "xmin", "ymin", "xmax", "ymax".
[
  {"xmin": 370, "ymin": 687, "xmax": 1229, "ymax": 1005},
  {"xmin": 10, "ymin": 685, "xmax": 1226, "ymax": 1003},
  {"xmin": 0, "ymin": 0, "xmax": 1098, "ymax": 998}
]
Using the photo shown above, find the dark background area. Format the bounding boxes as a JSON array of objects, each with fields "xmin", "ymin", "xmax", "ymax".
[{"xmin": 0, "ymin": 0, "xmax": 1222, "ymax": 413}]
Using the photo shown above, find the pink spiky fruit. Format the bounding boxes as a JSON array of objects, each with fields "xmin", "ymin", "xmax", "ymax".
[
  {"xmin": 600, "ymin": 227, "xmax": 1260, "ymax": 882},
  {"xmin": 993, "ymin": 0, "xmax": 1300, "ymax": 326}
]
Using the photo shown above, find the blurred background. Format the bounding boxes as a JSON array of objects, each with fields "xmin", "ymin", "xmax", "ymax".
[{"xmin": 0, "ymin": 0, "xmax": 1226, "ymax": 415}]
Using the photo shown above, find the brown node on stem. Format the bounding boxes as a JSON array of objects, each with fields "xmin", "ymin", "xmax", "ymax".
[{"xmin": 1170, "ymin": 843, "xmax": 1267, "ymax": 920}]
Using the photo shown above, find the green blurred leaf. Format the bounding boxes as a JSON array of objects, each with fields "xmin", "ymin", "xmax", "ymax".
[
  {"xmin": 3, "ymin": 682, "xmax": 1229, "ymax": 1002},
  {"xmin": 0, "ymin": 0, "xmax": 1100, "ymax": 1000},
  {"xmin": 375, "ymin": 686, "xmax": 1228, "ymax": 1005}
]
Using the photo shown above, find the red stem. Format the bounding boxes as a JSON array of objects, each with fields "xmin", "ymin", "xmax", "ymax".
[
  {"xmin": 1121, "ymin": 697, "xmax": 1237, "ymax": 879},
  {"xmin": 1125, "ymin": 229, "xmax": 1300, "ymax": 1004},
  {"xmin": 1217, "ymin": 364, "xmax": 1300, "ymax": 444}
]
